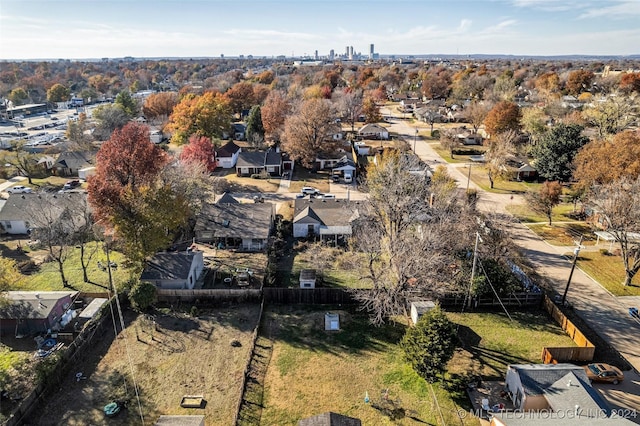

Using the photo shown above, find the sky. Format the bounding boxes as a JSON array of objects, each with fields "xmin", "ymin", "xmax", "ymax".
[{"xmin": 1, "ymin": 0, "xmax": 640, "ymax": 60}]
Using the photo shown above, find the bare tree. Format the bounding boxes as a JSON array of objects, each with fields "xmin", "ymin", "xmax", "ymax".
[
  {"xmin": 334, "ymin": 89, "xmax": 363, "ymax": 133},
  {"xmin": 349, "ymin": 152, "xmax": 472, "ymax": 324},
  {"xmin": 7, "ymin": 140, "xmax": 42, "ymax": 184},
  {"xmin": 484, "ymin": 130, "xmax": 518, "ymax": 189},
  {"xmin": 590, "ymin": 177, "xmax": 640, "ymax": 286},
  {"xmin": 464, "ymin": 101, "xmax": 491, "ymax": 133},
  {"xmin": 439, "ymin": 129, "xmax": 461, "ymax": 159}
]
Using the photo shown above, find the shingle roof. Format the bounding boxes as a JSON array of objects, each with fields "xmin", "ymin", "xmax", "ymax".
[
  {"xmin": 0, "ymin": 291, "xmax": 76, "ymax": 320},
  {"xmin": 54, "ymin": 151, "xmax": 95, "ymax": 170},
  {"xmin": 140, "ymin": 252, "xmax": 200, "ymax": 281},
  {"xmin": 214, "ymin": 192, "xmax": 239, "ymax": 204},
  {"xmin": 194, "ymin": 203, "xmax": 273, "ymax": 239},
  {"xmin": 236, "ymin": 151, "xmax": 265, "ymax": 168},
  {"xmin": 216, "ymin": 141, "xmax": 241, "ymax": 158},
  {"xmin": 511, "ymin": 364, "xmax": 589, "ymax": 396},
  {"xmin": 298, "ymin": 412, "xmax": 361, "ymax": 426},
  {"xmin": 544, "ymin": 371, "xmax": 610, "ymax": 417},
  {"xmin": 0, "ymin": 192, "xmax": 89, "ymax": 226},
  {"xmin": 293, "ymin": 199, "xmax": 359, "ymax": 227}
]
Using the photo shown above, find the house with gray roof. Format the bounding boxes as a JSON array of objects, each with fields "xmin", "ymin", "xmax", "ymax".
[
  {"xmin": 53, "ymin": 150, "xmax": 95, "ymax": 176},
  {"xmin": 236, "ymin": 148, "xmax": 282, "ymax": 176},
  {"xmin": 504, "ymin": 364, "xmax": 612, "ymax": 415},
  {"xmin": 194, "ymin": 202, "xmax": 274, "ymax": 251},
  {"xmin": 0, "ymin": 192, "xmax": 89, "ymax": 235},
  {"xmin": 0, "ymin": 291, "xmax": 77, "ymax": 335},
  {"xmin": 293, "ymin": 199, "xmax": 360, "ymax": 244},
  {"xmin": 140, "ymin": 251, "xmax": 204, "ymax": 290}
]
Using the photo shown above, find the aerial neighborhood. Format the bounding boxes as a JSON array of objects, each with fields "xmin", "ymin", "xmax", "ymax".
[{"xmin": 2, "ymin": 53, "xmax": 640, "ymax": 426}]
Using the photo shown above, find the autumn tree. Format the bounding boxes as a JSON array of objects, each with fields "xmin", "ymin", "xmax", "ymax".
[
  {"xmin": 362, "ymin": 96, "xmax": 382, "ymax": 123},
  {"xmin": 223, "ymin": 81, "xmax": 255, "ymax": 115},
  {"xmin": 421, "ymin": 69, "xmax": 451, "ymax": 99},
  {"xmin": 582, "ymin": 94, "xmax": 638, "ymax": 138},
  {"xmin": 281, "ymin": 98, "xmax": 340, "ymax": 167},
  {"xmin": 261, "ymin": 90, "xmax": 290, "ymax": 143},
  {"xmin": 574, "ymin": 130, "xmax": 640, "ymax": 190},
  {"xmin": 8, "ymin": 88, "xmax": 28, "ymax": 105},
  {"xmin": 88, "ymin": 122, "xmax": 188, "ymax": 266},
  {"xmin": 167, "ymin": 92, "xmax": 232, "ymax": 145},
  {"xmin": 245, "ymin": 105, "xmax": 265, "ymax": 147},
  {"xmin": 142, "ymin": 91, "xmax": 178, "ymax": 121},
  {"xmin": 620, "ymin": 73, "xmax": 640, "ymax": 94},
  {"xmin": 92, "ymin": 104, "xmax": 130, "ymax": 140},
  {"xmin": 520, "ymin": 107, "xmax": 548, "ymax": 145},
  {"xmin": 589, "ymin": 177, "xmax": 640, "ymax": 286},
  {"xmin": 464, "ymin": 101, "xmax": 491, "ymax": 133},
  {"xmin": 485, "ymin": 130, "xmax": 518, "ymax": 189},
  {"xmin": 179, "ymin": 135, "xmax": 216, "ymax": 173},
  {"xmin": 349, "ymin": 152, "xmax": 470, "ymax": 324},
  {"xmin": 526, "ymin": 181, "xmax": 563, "ymax": 225},
  {"xmin": 335, "ymin": 89, "xmax": 363, "ymax": 132},
  {"xmin": 66, "ymin": 113, "xmax": 93, "ymax": 149},
  {"xmin": 401, "ymin": 305, "xmax": 457, "ymax": 383},
  {"xmin": 565, "ymin": 70, "xmax": 594, "ymax": 95},
  {"xmin": 484, "ymin": 101, "xmax": 521, "ymax": 137},
  {"xmin": 46, "ymin": 83, "xmax": 70, "ymax": 103},
  {"xmin": 535, "ymin": 71, "xmax": 560, "ymax": 100},
  {"xmin": 531, "ymin": 123, "xmax": 589, "ymax": 182}
]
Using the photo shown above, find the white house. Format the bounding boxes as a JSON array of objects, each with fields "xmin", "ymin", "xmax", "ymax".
[
  {"xmin": 140, "ymin": 251, "xmax": 204, "ymax": 290},
  {"xmin": 293, "ymin": 199, "xmax": 359, "ymax": 244},
  {"xmin": 216, "ymin": 141, "xmax": 242, "ymax": 169},
  {"xmin": 78, "ymin": 166, "xmax": 96, "ymax": 180},
  {"xmin": 358, "ymin": 123, "xmax": 389, "ymax": 140}
]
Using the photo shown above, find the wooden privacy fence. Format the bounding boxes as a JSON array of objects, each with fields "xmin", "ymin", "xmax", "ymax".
[
  {"xmin": 156, "ymin": 288, "xmax": 262, "ymax": 303},
  {"xmin": 439, "ymin": 292, "xmax": 543, "ymax": 309},
  {"xmin": 541, "ymin": 294, "xmax": 595, "ymax": 363},
  {"xmin": 263, "ymin": 287, "xmax": 357, "ymax": 305}
]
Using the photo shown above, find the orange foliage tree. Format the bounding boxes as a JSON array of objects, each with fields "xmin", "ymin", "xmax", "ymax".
[
  {"xmin": 166, "ymin": 91, "xmax": 232, "ymax": 145},
  {"xmin": 484, "ymin": 101, "xmax": 521, "ymax": 136}
]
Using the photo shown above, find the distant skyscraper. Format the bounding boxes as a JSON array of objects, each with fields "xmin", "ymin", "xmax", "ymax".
[
  {"xmin": 345, "ymin": 46, "xmax": 349, "ymax": 57},
  {"xmin": 369, "ymin": 44, "xmax": 374, "ymax": 59},
  {"xmin": 349, "ymin": 46, "xmax": 354, "ymax": 60},
  {"xmin": 329, "ymin": 49, "xmax": 335, "ymax": 60},
  {"xmin": 314, "ymin": 50, "xmax": 318, "ymax": 60}
]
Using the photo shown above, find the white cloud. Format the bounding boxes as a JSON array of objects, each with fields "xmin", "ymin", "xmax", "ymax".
[{"xmin": 579, "ymin": 1, "xmax": 640, "ymax": 19}]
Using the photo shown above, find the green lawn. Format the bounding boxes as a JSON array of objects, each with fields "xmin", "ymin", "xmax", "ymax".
[
  {"xmin": 463, "ymin": 164, "xmax": 542, "ymax": 194},
  {"xmin": 507, "ymin": 203, "xmax": 579, "ymax": 223},
  {"xmin": 447, "ymin": 311, "xmax": 576, "ymax": 380},
  {"xmin": 18, "ymin": 242, "xmax": 132, "ymax": 293},
  {"xmin": 573, "ymin": 250, "xmax": 640, "ymax": 296},
  {"xmin": 259, "ymin": 306, "xmax": 477, "ymax": 426},
  {"xmin": 259, "ymin": 307, "xmax": 574, "ymax": 426},
  {"xmin": 288, "ymin": 168, "xmax": 331, "ymax": 194},
  {"xmin": 281, "ymin": 245, "xmax": 369, "ymax": 289},
  {"xmin": 526, "ymin": 222, "xmax": 596, "ymax": 246}
]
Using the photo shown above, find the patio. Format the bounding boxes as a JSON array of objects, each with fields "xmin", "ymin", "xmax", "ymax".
[{"xmin": 467, "ymin": 380, "xmax": 515, "ymax": 422}]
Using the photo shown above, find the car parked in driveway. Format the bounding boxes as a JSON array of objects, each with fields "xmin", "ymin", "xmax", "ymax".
[
  {"xmin": 583, "ymin": 363, "xmax": 624, "ymax": 384},
  {"xmin": 301, "ymin": 186, "xmax": 320, "ymax": 195},
  {"xmin": 6, "ymin": 185, "xmax": 32, "ymax": 194},
  {"xmin": 62, "ymin": 179, "xmax": 81, "ymax": 190}
]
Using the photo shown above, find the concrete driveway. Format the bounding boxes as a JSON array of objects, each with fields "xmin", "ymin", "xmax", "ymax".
[{"xmin": 384, "ymin": 107, "xmax": 640, "ymax": 421}]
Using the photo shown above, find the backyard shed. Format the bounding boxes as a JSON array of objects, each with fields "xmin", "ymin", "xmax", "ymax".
[
  {"xmin": 75, "ymin": 297, "xmax": 108, "ymax": 328},
  {"xmin": 298, "ymin": 412, "xmax": 362, "ymax": 426},
  {"xmin": 410, "ymin": 300, "xmax": 436, "ymax": 325},
  {"xmin": 325, "ymin": 312, "xmax": 340, "ymax": 331},
  {"xmin": 299, "ymin": 269, "xmax": 317, "ymax": 289}
]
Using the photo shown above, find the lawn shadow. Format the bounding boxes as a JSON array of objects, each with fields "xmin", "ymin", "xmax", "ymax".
[{"xmin": 263, "ymin": 305, "xmax": 404, "ymax": 357}]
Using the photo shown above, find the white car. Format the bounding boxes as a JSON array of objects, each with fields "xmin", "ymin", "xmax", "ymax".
[
  {"xmin": 301, "ymin": 186, "xmax": 320, "ymax": 195},
  {"xmin": 7, "ymin": 185, "xmax": 32, "ymax": 194},
  {"xmin": 317, "ymin": 193, "xmax": 336, "ymax": 200}
]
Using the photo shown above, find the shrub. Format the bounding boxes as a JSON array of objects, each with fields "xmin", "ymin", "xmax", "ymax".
[
  {"xmin": 600, "ymin": 248, "xmax": 610, "ymax": 256},
  {"xmin": 431, "ymin": 129, "xmax": 440, "ymax": 139},
  {"xmin": 128, "ymin": 281, "xmax": 157, "ymax": 311}
]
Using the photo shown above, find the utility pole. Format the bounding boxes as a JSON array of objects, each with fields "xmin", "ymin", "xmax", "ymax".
[
  {"xmin": 465, "ymin": 232, "xmax": 483, "ymax": 309},
  {"xmin": 413, "ymin": 129, "xmax": 418, "ymax": 153},
  {"xmin": 561, "ymin": 236, "xmax": 583, "ymax": 306},
  {"xmin": 466, "ymin": 163, "xmax": 472, "ymax": 192}
]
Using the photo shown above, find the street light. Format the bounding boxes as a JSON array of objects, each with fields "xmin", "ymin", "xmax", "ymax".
[{"xmin": 561, "ymin": 237, "xmax": 583, "ymax": 306}]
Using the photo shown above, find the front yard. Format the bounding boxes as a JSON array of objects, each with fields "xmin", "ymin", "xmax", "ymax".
[{"xmin": 573, "ymin": 250, "xmax": 640, "ymax": 296}]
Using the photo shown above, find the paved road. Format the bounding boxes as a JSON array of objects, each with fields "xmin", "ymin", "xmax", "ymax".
[
  {"xmin": 0, "ymin": 176, "xmax": 28, "ymax": 195},
  {"xmin": 382, "ymin": 107, "xmax": 640, "ymax": 422}
]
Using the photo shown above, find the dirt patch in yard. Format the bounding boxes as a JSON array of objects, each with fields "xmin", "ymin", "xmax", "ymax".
[{"xmin": 28, "ymin": 303, "xmax": 260, "ymax": 425}]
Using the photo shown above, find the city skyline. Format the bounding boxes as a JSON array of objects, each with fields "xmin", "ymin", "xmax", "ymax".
[{"xmin": 2, "ymin": 0, "xmax": 640, "ymax": 60}]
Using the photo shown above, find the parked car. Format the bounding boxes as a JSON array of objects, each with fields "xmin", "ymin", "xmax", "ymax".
[
  {"xmin": 253, "ymin": 195, "xmax": 265, "ymax": 203},
  {"xmin": 301, "ymin": 186, "xmax": 320, "ymax": 195},
  {"xmin": 330, "ymin": 175, "xmax": 340, "ymax": 182},
  {"xmin": 583, "ymin": 363, "xmax": 624, "ymax": 384},
  {"xmin": 6, "ymin": 185, "xmax": 32, "ymax": 194},
  {"xmin": 317, "ymin": 193, "xmax": 336, "ymax": 200},
  {"xmin": 282, "ymin": 171, "xmax": 290, "ymax": 179},
  {"xmin": 63, "ymin": 179, "xmax": 81, "ymax": 190}
]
